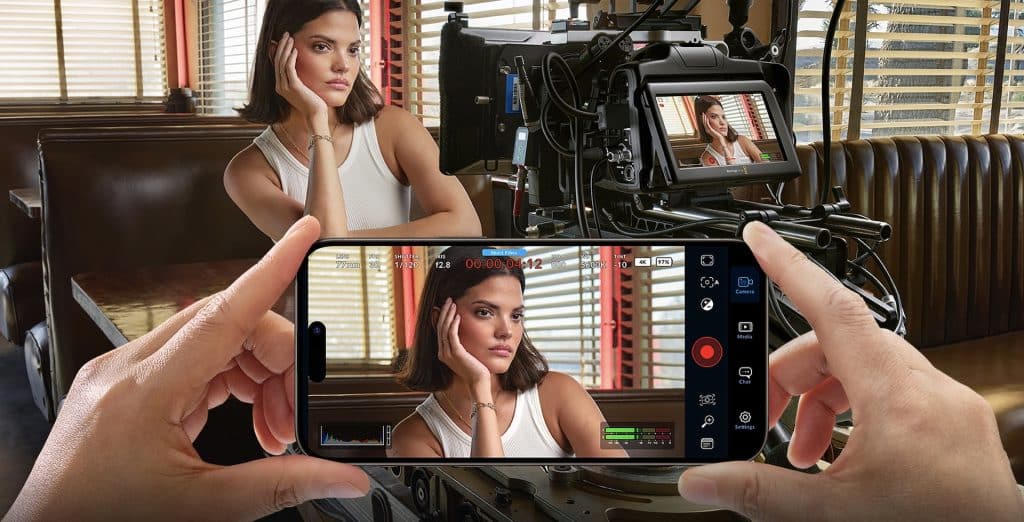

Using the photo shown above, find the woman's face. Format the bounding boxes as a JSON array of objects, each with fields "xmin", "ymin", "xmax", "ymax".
[
  {"xmin": 704, "ymin": 104, "xmax": 729, "ymax": 136},
  {"xmin": 453, "ymin": 275, "xmax": 526, "ymax": 375},
  {"xmin": 290, "ymin": 10, "xmax": 363, "ymax": 108}
]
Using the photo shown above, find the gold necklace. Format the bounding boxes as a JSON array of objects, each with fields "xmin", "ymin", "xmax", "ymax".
[
  {"xmin": 441, "ymin": 389, "xmax": 499, "ymax": 429},
  {"xmin": 276, "ymin": 120, "xmax": 339, "ymax": 162}
]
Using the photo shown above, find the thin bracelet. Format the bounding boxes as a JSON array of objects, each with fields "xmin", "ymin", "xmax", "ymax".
[
  {"xmin": 308, "ymin": 134, "xmax": 334, "ymax": 150},
  {"xmin": 470, "ymin": 402, "xmax": 496, "ymax": 418}
]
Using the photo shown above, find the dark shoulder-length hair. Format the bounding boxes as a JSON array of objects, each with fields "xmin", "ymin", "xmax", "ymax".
[
  {"xmin": 694, "ymin": 95, "xmax": 738, "ymax": 144},
  {"xmin": 396, "ymin": 246, "xmax": 549, "ymax": 393},
  {"xmin": 237, "ymin": 0, "xmax": 383, "ymax": 125}
]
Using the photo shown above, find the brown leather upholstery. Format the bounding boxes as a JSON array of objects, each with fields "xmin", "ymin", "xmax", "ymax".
[
  {"xmin": 37, "ymin": 123, "xmax": 272, "ymax": 464},
  {"xmin": 37, "ymin": 124, "xmax": 269, "ymax": 402},
  {"xmin": 23, "ymin": 320, "xmax": 52, "ymax": 422},
  {"xmin": 786, "ymin": 135, "xmax": 1024, "ymax": 483},
  {"xmin": 0, "ymin": 114, "xmax": 243, "ymax": 345},
  {"xmin": 0, "ymin": 261, "xmax": 44, "ymax": 344},
  {"xmin": 784, "ymin": 135, "xmax": 1024, "ymax": 350}
]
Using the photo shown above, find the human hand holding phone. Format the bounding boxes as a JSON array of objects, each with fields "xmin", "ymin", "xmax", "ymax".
[
  {"xmin": 7, "ymin": 217, "xmax": 369, "ymax": 521},
  {"xmin": 678, "ymin": 221, "xmax": 1024, "ymax": 520}
]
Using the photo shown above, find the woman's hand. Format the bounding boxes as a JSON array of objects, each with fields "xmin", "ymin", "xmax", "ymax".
[
  {"xmin": 272, "ymin": 32, "xmax": 328, "ymax": 127},
  {"xmin": 436, "ymin": 298, "xmax": 491, "ymax": 388}
]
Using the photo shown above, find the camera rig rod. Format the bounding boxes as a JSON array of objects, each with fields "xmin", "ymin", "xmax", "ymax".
[
  {"xmin": 637, "ymin": 204, "xmax": 832, "ymax": 250},
  {"xmin": 731, "ymin": 200, "xmax": 892, "ymax": 242}
]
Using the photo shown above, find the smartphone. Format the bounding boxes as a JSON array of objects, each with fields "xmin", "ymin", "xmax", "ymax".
[{"xmin": 295, "ymin": 239, "xmax": 767, "ymax": 465}]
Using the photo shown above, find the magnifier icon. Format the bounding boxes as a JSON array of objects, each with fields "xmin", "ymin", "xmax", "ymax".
[{"xmin": 701, "ymin": 415, "xmax": 714, "ymax": 428}]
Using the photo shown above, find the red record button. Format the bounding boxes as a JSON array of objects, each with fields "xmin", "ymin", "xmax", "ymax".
[{"xmin": 692, "ymin": 336, "xmax": 724, "ymax": 368}]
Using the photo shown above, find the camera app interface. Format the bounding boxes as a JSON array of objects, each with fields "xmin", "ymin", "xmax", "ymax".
[
  {"xmin": 302, "ymin": 243, "xmax": 765, "ymax": 461},
  {"xmin": 656, "ymin": 92, "xmax": 787, "ymax": 169}
]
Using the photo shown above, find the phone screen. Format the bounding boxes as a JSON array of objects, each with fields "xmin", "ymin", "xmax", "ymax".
[{"xmin": 296, "ymin": 239, "xmax": 767, "ymax": 464}]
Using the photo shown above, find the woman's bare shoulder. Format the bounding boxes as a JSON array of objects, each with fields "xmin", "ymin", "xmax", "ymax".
[
  {"xmin": 224, "ymin": 143, "xmax": 280, "ymax": 189},
  {"xmin": 390, "ymin": 410, "xmax": 443, "ymax": 457},
  {"xmin": 375, "ymin": 104, "xmax": 419, "ymax": 126},
  {"xmin": 538, "ymin": 371, "xmax": 586, "ymax": 397}
]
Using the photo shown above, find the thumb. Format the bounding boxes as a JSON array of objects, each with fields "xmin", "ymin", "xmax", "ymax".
[
  {"xmin": 678, "ymin": 461, "xmax": 826, "ymax": 521},
  {"xmin": 207, "ymin": 454, "xmax": 370, "ymax": 519}
]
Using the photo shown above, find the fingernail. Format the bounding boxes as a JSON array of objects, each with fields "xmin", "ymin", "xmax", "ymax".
[
  {"xmin": 741, "ymin": 220, "xmax": 770, "ymax": 247},
  {"xmin": 327, "ymin": 481, "xmax": 368, "ymax": 499},
  {"xmin": 284, "ymin": 216, "xmax": 311, "ymax": 237},
  {"xmin": 678, "ymin": 470, "xmax": 720, "ymax": 505}
]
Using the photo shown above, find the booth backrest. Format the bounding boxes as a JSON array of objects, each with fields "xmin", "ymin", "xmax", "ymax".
[
  {"xmin": 0, "ymin": 114, "xmax": 243, "ymax": 267},
  {"xmin": 38, "ymin": 124, "xmax": 270, "ymax": 399},
  {"xmin": 787, "ymin": 135, "xmax": 1024, "ymax": 349}
]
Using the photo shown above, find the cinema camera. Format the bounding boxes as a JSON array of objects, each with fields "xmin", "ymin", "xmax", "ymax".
[{"xmin": 438, "ymin": 0, "xmax": 905, "ymax": 345}]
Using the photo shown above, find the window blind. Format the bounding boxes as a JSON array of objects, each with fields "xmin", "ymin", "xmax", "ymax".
[
  {"xmin": 519, "ymin": 245, "xmax": 602, "ymax": 388},
  {"xmin": 795, "ymin": 0, "xmax": 1009, "ymax": 142},
  {"xmin": 402, "ymin": 0, "xmax": 576, "ymax": 126},
  {"xmin": 635, "ymin": 246, "xmax": 686, "ymax": 388},
  {"xmin": 997, "ymin": 0, "xmax": 1024, "ymax": 133},
  {"xmin": 794, "ymin": 0, "xmax": 857, "ymax": 142},
  {"xmin": 0, "ymin": 0, "xmax": 166, "ymax": 102},
  {"xmin": 195, "ymin": 0, "xmax": 259, "ymax": 114},
  {"xmin": 308, "ymin": 246, "xmax": 397, "ymax": 361}
]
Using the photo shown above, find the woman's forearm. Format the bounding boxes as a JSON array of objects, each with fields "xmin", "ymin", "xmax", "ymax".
[
  {"xmin": 348, "ymin": 209, "xmax": 482, "ymax": 238},
  {"xmin": 304, "ymin": 117, "xmax": 349, "ymax": 237},
  {"xmin": 469, "ymin": 385, "xmax": 504, "ymax": 457}
]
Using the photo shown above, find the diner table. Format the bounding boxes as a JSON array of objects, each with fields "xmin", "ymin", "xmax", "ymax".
[
  {"xmin": 9, "ymin": 187, "xmax": 41, "ymax": 218},
  {"xmin": 71, "ymin": 258, "xmax": 294, "ymax": 346}
]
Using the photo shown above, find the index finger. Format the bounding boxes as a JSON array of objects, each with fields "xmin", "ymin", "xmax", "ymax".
[
  {"xmin": 150, "ymin": 216, "xmax": 320, "ymax": 395},
  {"xmin": 742, "ymin": 221, "xmax": 898, "ymax": 388}
]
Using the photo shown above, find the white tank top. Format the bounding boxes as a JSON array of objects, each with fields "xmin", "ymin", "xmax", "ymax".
[
  {"xmin": 253, "ymin": 119, "xmax": 411, "ymax": 231},
  {"xmin": 703, "ymin": 140, "xmax": 753, "ymax": 166},
  {"xmin": 414, "ymin": 385, "xmax": 573, "ymax": 458}
]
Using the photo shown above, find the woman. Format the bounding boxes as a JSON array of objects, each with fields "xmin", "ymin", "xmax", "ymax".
[
  {"xmin": 224, "ymin": 0, "xmax": 481, "ymax": 240},
  {"xmin": 389, "ymin": 246, "xmax": 628, "ymax": 458},
  {"xmin": 694, "ymin": 95, "xmax": 766, "ymax": 167}
]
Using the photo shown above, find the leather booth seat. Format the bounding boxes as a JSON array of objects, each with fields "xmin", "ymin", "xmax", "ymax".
[
  {"xmin": 37, "ymin": 123, "xmax": 269, "ymax": 405},
  {"xmin": 0, "ymin": 261, "xmax": 43, "ymax": 344},
  {"xmin": 23, "ymin": 320, "xmax": 51, "ymax": 422},
  {"xmin": 35, "ymin": 124, "xmax": 272, "ymax": 464},
  {"xmin": 788, "ymin": 135, "xmax": 1024, "ymax": 482},
  {"xmin": 0, "ymin": 113, "xmax": 241, "ymax": 346}
]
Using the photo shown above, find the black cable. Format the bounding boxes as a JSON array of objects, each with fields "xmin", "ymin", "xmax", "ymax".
[
  {"xmin": 819, "ymin": 0, "xmax": 847, "ymax": 206},
  {"xmin": 853, "ymin": 237, "xmax": 904, "ymax": 333},
  {"xmin": 540, "ymin": 99, "xmax": 574, "ymax": 158},
  {"xmin": 542, "ymin": 52, "xmax": 598, "ymax": 121},
  {"xmin": 574, "ymin": 119, "xmax": 591, "ymax": 238},
  {"xmin": 589, "ymin": 159, "xmax": 608, "ymax": 238},
  {"xmin": 846, "ymin": 260, "xmax": 888, "ymax": 299},
  {"xmin": 600, "ymin": 210, "xmax": 741, "ymax": 237}
]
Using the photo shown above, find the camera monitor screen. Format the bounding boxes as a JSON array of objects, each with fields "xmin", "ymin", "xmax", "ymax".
[
  {"xmin": 657, "ymin": 93, "xmax": 784, "ymax": 167},
  {"xmin": 647, "ymin": 81, "xmax": 801, "ymax": 190},
  {"xmin": 296, "ymin": 239, "xmax": 768, "ymax": 464}
]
